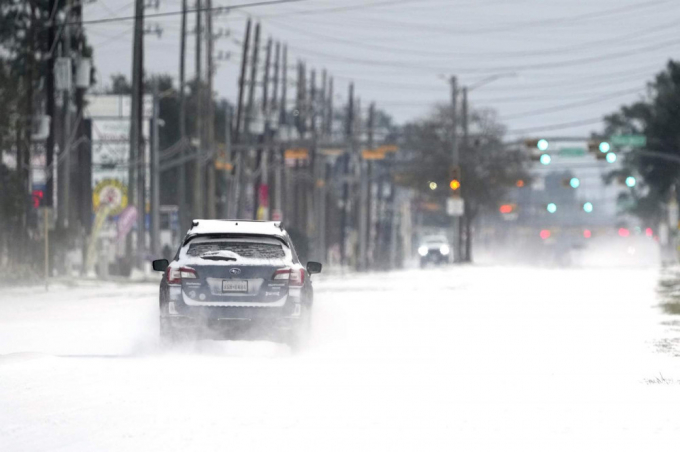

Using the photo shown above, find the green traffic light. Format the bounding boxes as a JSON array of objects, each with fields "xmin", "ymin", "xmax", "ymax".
[
  {"xmin": 547, "ymin": 203, "xmax": 557, "ymax": 213},
  {"xmin": 569, "ymin": 177, "xmax": 580, "ymax": 188},
  {"xmin": 583, "ymin": 202, "xmax": 593, "ymax": 213},
  {"xmin": 606, "ymin": 152, "xmax": 617, "ymax": 163},
  {"xmin": 625, "ymin": 176, "xmax": 636, "ymax": 187},
  {"xmin": 599, "ymin": 142, "xmax": 611, "ymax": 153},
  {"xmin": 537, "ymin": 139, "xmax": 549, "ymax": 151},
  {"xmin": 540, "ymin": 154, "xmax": 551, "ymax": 165}
]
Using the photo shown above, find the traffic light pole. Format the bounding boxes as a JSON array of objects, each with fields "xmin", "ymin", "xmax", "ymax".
[{"xmin": 450, "ymin": 76, "xmax": 460, "ymax": 263}]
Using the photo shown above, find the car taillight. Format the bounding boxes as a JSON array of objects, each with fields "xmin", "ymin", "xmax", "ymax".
[
  {"xmin": 289, "ymin": 268, "xmax": 304, "ymax": 286},
  {"xmin": 166, "ymin": 266, "xmax": 181, "ymax": 285},
  {"xmin": 179, "ymin": 267, "xmax": 197, "ymax": 279},
  {"xmin": 273, "ymin": 268, "xmax": 305, "ymax": 286},
  {"xmin": 165, "ymin": 266, "xmax": 197, "ymax": 285}
]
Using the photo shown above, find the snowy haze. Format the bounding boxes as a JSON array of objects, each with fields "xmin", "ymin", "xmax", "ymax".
[
  {"xmin": 1, "ymin": 266, "xmax": 680, "ymax": 450},
  {"xmin": 83, "ymin": 0, "xmax": 680, "ymax": 135}
]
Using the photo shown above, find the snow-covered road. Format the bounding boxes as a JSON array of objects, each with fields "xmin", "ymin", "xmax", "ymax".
[{"xmin": 1, "ymin": 266, "xmax": 679, "ymax": 451}]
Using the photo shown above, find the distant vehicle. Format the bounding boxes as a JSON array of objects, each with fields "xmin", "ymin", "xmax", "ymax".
[
  {"xmin": 152, "ymin": 220, "xmax": 322, "ymax": 351},
  {"xmin": 418, "ymin": 235, "xmax": 450, "ymax": 267}
]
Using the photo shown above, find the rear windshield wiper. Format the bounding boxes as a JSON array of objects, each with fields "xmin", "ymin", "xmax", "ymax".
[{"xmin": 201, "ymin": 255, "xmax": 237, "ymax": 261}]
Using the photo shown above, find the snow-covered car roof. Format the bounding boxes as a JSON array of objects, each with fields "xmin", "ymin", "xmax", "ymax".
[{"xmin": 185, "ymin": 220, "xmax": 287, "ymax": 240}]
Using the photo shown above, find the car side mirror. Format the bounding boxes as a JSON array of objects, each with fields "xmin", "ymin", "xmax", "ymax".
[
  {"xmin": 306, "ymin": 261, "xmax": 322, "ymax": 274},
  {"xmin": 152, "ymin": 259, "xmax": 169, "ymax": 272}
]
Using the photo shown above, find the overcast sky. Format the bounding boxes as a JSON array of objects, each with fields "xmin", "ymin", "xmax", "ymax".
[{"xmin": 83, "ymin": 0, "xmax": 680, "ymax": 138}]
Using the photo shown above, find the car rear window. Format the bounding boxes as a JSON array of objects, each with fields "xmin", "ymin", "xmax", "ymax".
[{"xmin": 187, "ymin": 241, "xmax": 286, "ymax": 259}]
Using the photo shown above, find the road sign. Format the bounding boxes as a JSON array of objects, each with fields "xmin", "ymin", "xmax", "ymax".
[
  {"xmin": 284, "ymin": 148, "xmax": 309, "ymax": 160},
  {"xmin": 611, "ymin": 135, "xmax": 646, "ymax": 147},
  {"xmin": 361, "ymin": 149, "xmax": 386, "ymax": 160},
  {"xmin": 446, "ymin": 197, "xmax": 465, "ymax": 217},
  {"xmin": 214, "ymin": 160, "xmax": 233, "ymax": 171},
  {"xmin": 558, "ymin": 147, "xmax": 586, "ymax": 157}
]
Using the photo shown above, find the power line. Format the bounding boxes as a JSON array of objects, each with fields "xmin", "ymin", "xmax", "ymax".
[
  {"xmin": 507, "ymin": 118, "xmax": 605, "ymax": 135},
  {"xmin": 499, "ymin": 87, "xmax": 645, "ymax": 121},
  {"xmin": 73, "ymin": 0, "xmax": 312, "ymax": 26}
]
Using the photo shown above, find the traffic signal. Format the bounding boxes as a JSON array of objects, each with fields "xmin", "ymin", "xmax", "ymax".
[
  {"xmin": 583, "ymin": 202, "xmax": 593, "ymax": 213},
  {"xmin": 563, "ymin": 177, "xmax": 580, "ymax": 188},
  {"xmin": 539, "ymin": 154, "xmax": 551, "ymax": 165},
  {"xmin": 625, "ymin": 176, "xmax": 636, "ymax": 187},
  {"xmin": 524, "ymin": 138, "xmax": 548, "ymax": 150},
  {"xmin": 31, "ymin": 189, "xmax": 44, "ymax": 208},
  {"xmin": 546, "ymin": 203, "xmax": 557, "ymax": 213},
  {"xmin": 499, "ymin": 204, "xmax": 515, "ymax": 214},
  {"xmin": 516, "ymin": 179, "xmax": 525, "ymax": 188},
  {"xmin": 605, "ymin": 152, "xmax": 617, "ymax": 163},
  {"xmin": 449, "ymin": 166, "xmax": 461, "ymax": 191}
]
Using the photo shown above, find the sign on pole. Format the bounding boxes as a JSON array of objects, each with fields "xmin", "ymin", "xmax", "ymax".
[
  {"xmin": 446, "ymin": 197, "xmax": 465, "ymax": 217},
  {"xmin": 610, "ymin": 135, "xmax": 646, "ymax": 147},
  {"xmin": 361, "ymin": 149, "xmax": 385, "ymax": 160}
]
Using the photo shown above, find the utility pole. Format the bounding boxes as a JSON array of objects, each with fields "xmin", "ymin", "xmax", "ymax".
[
  {"xmin": 178, "ymin": 0, "xmax": 188, "ymax": 228},
  {"xmin": 205, "ymin": 0, "xmax": 216, "ymax": 218},
  {"xmin": 242, "ymin": 21, "xmax": 260, "ymax": 219},
  {"xmin": 45, "ymin": 0, "xmax": 56, "ymax": 211},
  {"xmin": 192, "ymin": 0, "xmax": 204, "ymax": 220},
  {"xmin": 357, "ymin": 101, "xmax": 371, "ymax": 272},
  {"xmin": 59, "ymin": 0, "xmax": 73, "ymax": 231},
  {"xmin": 126, "ymin": 0, "xmax": 144, "ymax": 263},
  {"xmin": 275, "ymin": 45, "xmax": 287, "ymax": 222},
  {"xmin": 259, "ymin": 37, "xmax": 272, "ymax": 221},
  {"xmin": 340, "ymin": 83, "xmax": 354, "ymax": 268},
  {"xmin": 449, "ymin": 75, "xmax": 460, "ymax": 263},
  {"xmin": 232, "ymin": 19, "xmax": 251, "ymax": 218},
  {"xmin": 270, "ymin": 42, "xmax": 280, "ymax": 221},
  {"xmin": 150, "ymin": 80, "xmax": 160, "ymax": 256},
  {"xmin": 327, "ymin": 76, "xmax": 333, "ymax": 137},
  {"xmin": 461, "ymin": 86, "xmax": 470, "ymax": 262}
]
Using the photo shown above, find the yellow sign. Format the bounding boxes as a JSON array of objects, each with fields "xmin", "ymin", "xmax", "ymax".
[
  {"xmin": 376, "ymin": 144, "xmax": 398, "ymax": 153},
  {"xmin": 215, "ymin": 160, "xmax": 234, "ymax": 171},
  {"xmin": 284, "ymin": 148, "xmax": 309, "ymax": 160},
  {"xmin": 93, "ymin": 179, "xmax": 128, "ymax": 216},
  {"xmin": 362, "ymin": 149, "xmax": 385, "ymax": 160}
]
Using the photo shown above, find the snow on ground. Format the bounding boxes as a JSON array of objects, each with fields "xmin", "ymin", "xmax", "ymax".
[{"xmin": 1, "ymin": 265, "xmax": 679, "ymax": 451}]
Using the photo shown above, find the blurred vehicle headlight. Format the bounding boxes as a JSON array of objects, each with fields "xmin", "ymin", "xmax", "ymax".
[
  {"xmin": 418, "ymin": 245, "xmax": 428, "ymax": 257},
  {"xmin": 439, "ymin": 245, "xmax": 450, "ymax": 256}
]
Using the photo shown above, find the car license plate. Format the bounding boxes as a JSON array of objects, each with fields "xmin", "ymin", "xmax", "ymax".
[{"xmin": 222, "ymin": 280, "xmax": 248, "ymax": 293}]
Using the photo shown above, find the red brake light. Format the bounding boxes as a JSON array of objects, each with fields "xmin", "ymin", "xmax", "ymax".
[
  {"xmin": 618, "ymin": 228, "xmax": 630, "ymax": 237},
  {"xmin": 540, "ymin": 229, "xmax": 551, "ymax": 240},
  {"xmin": 289, "ymin": 268, "xmax": 305, "ymax": 286},
  {"xmin": 179, "ymin": 267, "xmax": 197, "ymax": 279},
  {"xmin": 165, "ymin": 266, "xmax": 196, "ymax": 285},
  {"xmin": 272, "ymin": 268, "xmax": 305, "ymax": 286},
  {"xmin": 166, "ymin": 266, "xmax": 181, "ymax": 285}
]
